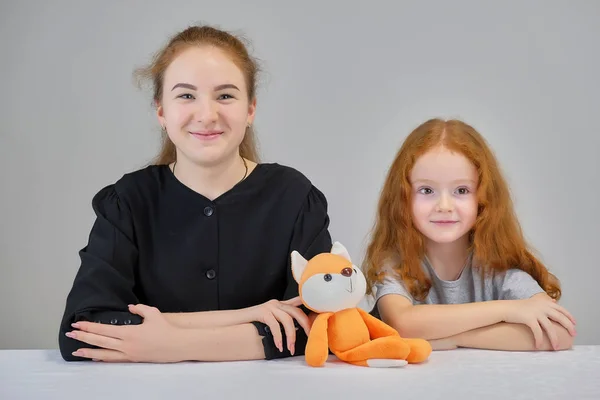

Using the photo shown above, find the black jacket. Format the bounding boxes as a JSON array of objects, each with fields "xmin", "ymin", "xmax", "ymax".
[{"xmin": 58, "ymin": 163, "xmax": 332, "ymax": 361}]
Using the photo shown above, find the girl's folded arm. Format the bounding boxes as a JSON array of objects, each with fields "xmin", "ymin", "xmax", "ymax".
[
  {"xmin": 377, "ymin": 294, "xmax": 510, "ymax": 340},
  {"xmin": 450, "ymin": 321, "xmax": 574, "ymax": 351}
]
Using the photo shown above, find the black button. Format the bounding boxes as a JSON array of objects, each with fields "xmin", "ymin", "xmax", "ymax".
[
  {"xmin": 206, "ymin": 269, "xmax": 216, "ymax": 279},
  {"xmin": 203, "ymin": 206, "xmax": 213, "ymax": 216},
  {"xmin": 264, "ymin": 326, "xmax": 270, "ymax": 333},
  {"xmin": 123, "ymin": 319, "xmax": 131, "ymax": 325},
  {"xmin": 110, "ymin": 319, "xmax": 118, "ymax": 325}
]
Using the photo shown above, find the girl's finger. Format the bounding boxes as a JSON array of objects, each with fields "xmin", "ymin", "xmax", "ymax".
[
  {"xmin": 539, "ymin": 317, "xmax": 559, "ymax": 350},
  {"xmin": 527, "ymin": 321, "xmax": 544, "ymax": 350},
  {"xmin": 263, "ymin": 313, "xmax": 283, "ymax": 352},
  {"xmin": 548, "ymin": 309, "xmax": 576, "ymax": 336},
  {"xmin": 70, "ymin": 321, "xmax": 126, "ymax": 340},
  {"xmin": 281, "ymin": 297, "xmax": 303, "ymax": 307},
  {"xmin": 66, "ymin": 330, "xmax": 122, "ymax": 351},
  {"xmin": 551, "ymin": 303, "xmax": 576, "ymax": 325},
  {"xmin": 272, "ymin": 308, "xmax": 296, "ymax": 355},
  {"xmin": 72, "ymin": 347, "xmax": 127, "ymax": 362},
  {"xmin": 280, "ymin": 304, "xmax": 311, "ymax": 336}
]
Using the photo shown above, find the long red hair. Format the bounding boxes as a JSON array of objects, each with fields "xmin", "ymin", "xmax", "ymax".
[{"xmin": 363, "ymin": 118, "xmax": 561, "ymax": 301}]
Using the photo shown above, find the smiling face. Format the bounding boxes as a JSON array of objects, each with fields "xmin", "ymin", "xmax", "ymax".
[
  {"xmin": 156, "ymin": 45, "xmax": 256, "ymax": 167},
  {"xmin": 410, "ymin": 146, "xmax": 479, "ymax": 246}
]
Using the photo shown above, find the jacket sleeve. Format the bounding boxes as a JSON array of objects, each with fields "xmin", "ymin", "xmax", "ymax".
[
  {"xmin": 283, "ymin": 184, "xmax": 333, "ymax": 300},
  {"xmin": 58, "ymin": 185, "xmax": 142, "ymax": 361},
  {"xmin": 254, "ymin": 184, "xmax": 333, "ymax": 360}
]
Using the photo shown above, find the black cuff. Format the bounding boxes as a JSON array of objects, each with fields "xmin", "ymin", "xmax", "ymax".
[
  {"xmin": 59, "ymin": 310, "xmax": 143, "ymax": 361},
  {"xmin": 75, "ymin": 310, "xmax": 143, "ymax": 326},
  {"xmin": 251, "ymin": 319, "xmax": 308, "ymax": 360}
]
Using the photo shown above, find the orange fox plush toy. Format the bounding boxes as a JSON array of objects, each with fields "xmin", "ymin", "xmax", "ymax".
[{"xmin": 291, "ymin": 242, "xmax": 432, "ymax": 367}]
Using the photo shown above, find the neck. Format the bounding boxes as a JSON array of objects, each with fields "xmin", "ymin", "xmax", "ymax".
[
  {"xmin": 172, "ymin": 152, "xmax": 251, "ymax": 201},
  {"xmin": 424, "ymin": 234, "xmax": 471, "ymax": 281}
]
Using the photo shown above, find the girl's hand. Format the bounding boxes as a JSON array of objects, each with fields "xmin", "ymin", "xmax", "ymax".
[
  {"xmin": 503, "ymin": 293, "xmax": 576, "ymax": 350},
  {"xmin": 248, "ymin": 297, "xmax": 311, "ymax": 355},
  {"xmin": 66, "ymin": 304, "xmax": 184, "ymax": 363}
]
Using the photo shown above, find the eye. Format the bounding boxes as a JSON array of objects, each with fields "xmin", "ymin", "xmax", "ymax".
[
  {"xmin": 218, "ymin": 93, "xmax": 234, "ymax": 100},
  {"xmin": 177, "ymin": 93, "xmax": 194, "ymax": 100},
  {"xmin": 455, "ymin": 187, "xmax": 470, "ymax": 195},
  {"xmin": 418, "ymin": 187, "xmax": 433, "ymax": 195},
  {"xmin": 353, "ymin": 268, "xmax": 357, "ymax": 273},
  {"xmin": 324, "ymin": 274, "xmax": 332, "ymax": 282}
]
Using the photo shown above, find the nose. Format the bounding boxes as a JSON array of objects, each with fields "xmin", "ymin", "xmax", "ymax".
[
  {"xmin": 437, "ymin": 192, "xmax": 453, "ymax": 212},
  {"xmin": 194, "ymin": 97, "xmax": 218, "ymax": 124},
  {"xmin": 341, "ymin": 268, "xmax": 353, "ymax": 277}
]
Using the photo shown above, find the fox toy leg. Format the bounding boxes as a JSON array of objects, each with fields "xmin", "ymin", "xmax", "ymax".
[
  {"xmin": 403, "ymin": 338, "xmax": 433, "ymax": 364},
  {"xmin": 334, "ymin": 336, "xmax": 411, "ymax": 367},
  {"xmin": 356, "ymin": 308, "xmax": 432, "ymax": 364}
]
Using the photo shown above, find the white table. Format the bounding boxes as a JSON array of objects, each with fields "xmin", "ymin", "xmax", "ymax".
[{"xmin": 1, "ymin": 346, "xmax": 599, "ymax": 399}]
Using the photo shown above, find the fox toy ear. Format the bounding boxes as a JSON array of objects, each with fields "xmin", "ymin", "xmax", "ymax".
[
  {"xmin": 291, "ymin": 250, "xmax": 308, "ymax": 283},
  {"xmin": 331, "ymin": 241, "xmax": 351, "ymax": 262}
]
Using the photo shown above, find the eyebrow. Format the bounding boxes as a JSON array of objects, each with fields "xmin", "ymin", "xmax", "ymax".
[
  {"xmin": 171, "ymin": 83, "xmax": 196, "ymax": 91},
  {"xmin": 214, "ymin": 83, "xmax": 240, "ymax": 91},
  {"xmin": 171, "ymin": 83, "xmax": 240, "ymax": 91},
  {"xmin": 411, "ymin": 178, "xmax": 476, "ymax": 185}
]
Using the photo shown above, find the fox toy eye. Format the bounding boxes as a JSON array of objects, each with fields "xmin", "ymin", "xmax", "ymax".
[
  {"xmin": 324, "ymin": 274, "xmax": 332, "ymax": 282},
  {"xmin": 341, "ymin": 268, "xmax": 352, "ymax": 277}
]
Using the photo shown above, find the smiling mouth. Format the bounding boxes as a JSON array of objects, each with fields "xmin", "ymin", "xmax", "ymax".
[
  {"xmin": 431, "ymin": 221, "xmax": 458, "ymax": 224},
  {"xmin": 190, "ymin": 131, "xmax": 223, "ymax": 140}
]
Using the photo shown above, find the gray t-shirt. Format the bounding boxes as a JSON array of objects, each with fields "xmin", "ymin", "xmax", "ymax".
[{"xmin": 374, "ymin": 255, "xmax": 545, "ymax": 305}]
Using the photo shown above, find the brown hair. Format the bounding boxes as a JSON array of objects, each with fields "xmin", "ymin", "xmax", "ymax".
[
  {"xmin": 363, "ymin": 118, "xmax": 561, "ymax": 301},
  {"xmin": 134, "ymin": 25, "xmax": 260, "ymax": 164}
]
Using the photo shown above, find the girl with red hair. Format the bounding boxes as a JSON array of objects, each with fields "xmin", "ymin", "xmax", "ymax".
[{"xmin": 363, "ymin": 118, "xmax": 576, "ymax": 352}]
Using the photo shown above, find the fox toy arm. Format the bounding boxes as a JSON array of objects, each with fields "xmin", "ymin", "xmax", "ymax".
[
  {"xmin": 305, "ymin": 312, "xmax": 333, "ymax": 367},
  {"xmin": 357, "ymin": 308, "xmax": 401, "ymax": 339}
]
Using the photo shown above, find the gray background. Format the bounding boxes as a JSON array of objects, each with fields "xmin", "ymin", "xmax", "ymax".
[{"xmin": 1, "ymin": 0, "xmax": 598, "ymax": 349}]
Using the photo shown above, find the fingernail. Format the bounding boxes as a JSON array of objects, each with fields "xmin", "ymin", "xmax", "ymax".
[
  {"xmin": 71, "ymin": 323, "xmax": 80, "ymax": 328},
  {"xmin": 65, "ymin": 332, "xmax": 76, "ymax": 338},
  {"xmin": 290, "ymin": 344, "xmax": 295, "ymax": 355},
  {"xmin": 72, "ymin": 350, "xmax": 82, "ymax": 356}
]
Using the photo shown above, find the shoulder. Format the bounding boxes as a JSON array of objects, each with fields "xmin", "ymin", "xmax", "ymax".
[
  {"xmin": 374, "ymin": 258, "xmax": 413, "ymax": 299},
  {"xmin": 490, "ymin": 268, "xmax": 545, "ymax": 300},
  {"xmin": 114, "ymin": 164, "xmax": 166, "ymax": 196},
  {"xmin": 256, "ymin": 163, "xmax": 316, "ymax": 191},
  {"xmin": 490, "ymin": 267, "xmax": 536, "ymax": 284},
  {"xmin": 91, "ymin": 165, "xmax": 166, "ymax": 210},
  {"xmin": 254, "ymin": 162, "xmax": 328, "ymax": 203}
]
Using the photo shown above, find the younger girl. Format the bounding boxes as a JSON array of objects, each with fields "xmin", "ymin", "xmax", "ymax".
[{"xmin": 363, "ymin": 118, "xmax": 576, "ymax": 352}]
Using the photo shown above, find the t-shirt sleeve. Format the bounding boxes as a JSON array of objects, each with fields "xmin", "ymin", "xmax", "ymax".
[
  {"xmin": 374, "ymin": 264, "xmax": 415, "ymax": 304},
  {"xmin": 58, "ymin": 184, "xmax": 142, "ymax": 361},
  {"xmin": 495, "ymin": 268, "xmax": 545, "ymax": 300}
]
